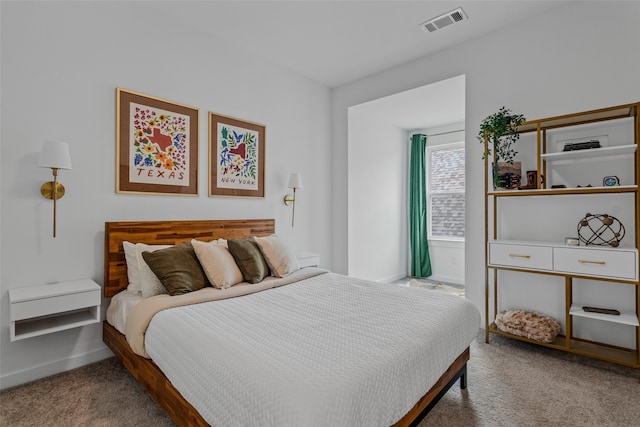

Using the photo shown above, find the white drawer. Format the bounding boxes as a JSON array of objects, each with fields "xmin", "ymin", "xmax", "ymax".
[
  {"xmin": 554, "ymin": 247, "xmax": 637, "ymax": 280},
  {"xmin": 489, "ymin": 242, "xmax": 553, "ymax": 270},
  {"xmin": 11, "ymin": 289, "xmax": 100, "ymax": 321}
]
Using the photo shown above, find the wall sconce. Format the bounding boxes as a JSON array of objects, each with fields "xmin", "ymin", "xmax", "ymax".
[
  {"xmin": 283, "ymin": 172, "xmax": 302, "ymax": 227},
  {"xmin": 38, "ymin": 141, "xmax": 72, "ymax": 238}
]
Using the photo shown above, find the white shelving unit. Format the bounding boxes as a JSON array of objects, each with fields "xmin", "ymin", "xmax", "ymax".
[
  {"xmin": 484, "ymin": 102, "xmax": 640, "ymax": 371},
  {"xmin": 9, "ymin": 279, "xmax": 101, "ymax": 341}
]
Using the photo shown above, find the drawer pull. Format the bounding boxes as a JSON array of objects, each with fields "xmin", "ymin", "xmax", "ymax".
[
  {"xmin": 578, "ymin": 259, "xmax": 606, "ymax": 265},
  {"xmin": 509, "ymin": 254, "xmax": 531, "ymax": 259}
]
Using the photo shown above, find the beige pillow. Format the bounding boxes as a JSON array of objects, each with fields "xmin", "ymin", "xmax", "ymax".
[
  {"xmin": 254, "ymin": 234, "xmax": 299, "ymax": 278},
  {"xmin": 191, "ymin": 239, "xmax": 244, "ymax": 289},
  {"xmin": 123, "ymin": 241, "xmax": 140, "ymax": 292}
]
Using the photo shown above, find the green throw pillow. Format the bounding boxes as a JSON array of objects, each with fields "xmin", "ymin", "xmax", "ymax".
[
  {"xmin": 141, "ymin": 242, "xmax": 209, "ymax": 296},
  {"xmin": 227, "ymin": 238, "xmax": 269, "ymax": 284}
]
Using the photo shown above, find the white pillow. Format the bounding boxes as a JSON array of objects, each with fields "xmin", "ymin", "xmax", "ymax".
[
  {"xmin": 124, "ymin": 241, "xmax": 170, "ymax": 294},
  {"xmin": 253, "ymin": 235, "xmax": 299, "ymax": 278},
  {"xmin": 191, "ymin": 239, "xmax": 244, "ymax": 289},
  {"xmin": 134, "ymin": 243, "xmax": 172, "ymax": 298},
  {"xmin": 123, "ymin": 241, "xmax": 141, "ymax": 293}
]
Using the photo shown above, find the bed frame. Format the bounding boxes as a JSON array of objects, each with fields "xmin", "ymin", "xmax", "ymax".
[{"xmin": 103, "ymin": 219, "xmax": 470, "ymax": 427}]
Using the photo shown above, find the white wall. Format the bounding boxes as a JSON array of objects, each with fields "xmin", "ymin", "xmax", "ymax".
[
  {"xmin": 332, "ymin": 2, "xmax": 640, "ymax": 329},
  {"xmin": 0, "ymin": 2, "xmax": 332, "ymax": 388},
  {"xmin": 347, "ymin": 104, "xmax": 407, "ymax": 281}
]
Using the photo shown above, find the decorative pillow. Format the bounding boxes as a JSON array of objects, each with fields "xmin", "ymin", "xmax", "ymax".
[
  {"xmin": 141, "ymin": 242, "xmax": 209, "ymax": 296},
  {"xmin": 123, "ymin": 242, "xmax": 172, "ymax": 295},
  {"xmin": 494, "ymin": 309, "xmax": 561, "ymax": 343},
  {"xmin": 123, "ymin": 241, "xmax": 140, "ymax": 292},
  {"xmin": 253, "ymin": 234, "xmax": 300, "ymax": 278},
  {"xmin": 191, "ymin": 239, "xmax": 244, "ymax": 289},
  {"xmin": 227, "ymin": 238, "xmax": 270, "ymax": 284}
]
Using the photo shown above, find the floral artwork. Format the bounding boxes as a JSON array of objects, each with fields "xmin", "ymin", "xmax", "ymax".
[
  {"xmin": 209, "ymin": 113, "xmax": 265, "ymax": 197},
  {"xmin": 130, "ymin": 103, "xmax": 190, "ymax": 186},
  {"xmin": 217, "ymin": 123, "xmax": 259, "ymax": 190},
  {"xmin": 117, "ymin": 88, "xmax": 199, "ymax": 195}
]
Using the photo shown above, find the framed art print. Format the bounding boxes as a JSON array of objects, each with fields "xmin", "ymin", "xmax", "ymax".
[
  {"xmin": 208, "ymin": 112, "xmax": 265, "ymax": 197},
  {"xmin": 116, "ymin": 88, "xmax": 199, "ymax": 195}
]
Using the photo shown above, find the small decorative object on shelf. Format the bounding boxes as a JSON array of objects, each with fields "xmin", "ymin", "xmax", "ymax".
[
  {"xmin": 583, "ymin": 306, "xmax": 621, "ymax": 316},
  {"xmin": 564, "ymin": 237, "xmax": 580, "ymax": 246},
  {"xmin": 577, "ymin": 213, "xmax": 625, "ymax": 247},
  {"xmin": 478, "ymin": 106, "xmax": 526, "ymax": 190},
  {"xmin": 497, "ymin": 161, "xmax": 521, "ymax": 189},
  {"xmin": 519, "ymin": 170, "xmax": 537, "ymax": 190},
  {"xmin": 562, "ymin": 140, "xmax": 601, "ymax": 151},
  {"xmin": 494, "ymin": 309, "xmax": 561, "ymax": 343},
  {"xmin": 603, "ymin": 176, "xmax": 620, "ymax": 186}
]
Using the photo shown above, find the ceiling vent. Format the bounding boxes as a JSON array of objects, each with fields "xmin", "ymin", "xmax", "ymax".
[{"xmin": 420, "ymin": 7, "xmax": 467, "ymax": 33}]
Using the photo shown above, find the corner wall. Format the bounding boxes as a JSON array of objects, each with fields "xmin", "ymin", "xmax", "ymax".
[
  {"xmin": 347, "ymin": 105, "xmax": 407, "ymax": 282},
  {"xmin": 332, "ymin": 2, "xmax": 640, "ymax": 323}
]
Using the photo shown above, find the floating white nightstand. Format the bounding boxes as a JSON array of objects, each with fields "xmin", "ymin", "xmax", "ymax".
[
  {"xmin": 8, "ymin": 279, "xmax": 101, "ymax": 341},
  {"xmin": 297, "ymin": 253, "xmax": 320, "ymax": 268}
]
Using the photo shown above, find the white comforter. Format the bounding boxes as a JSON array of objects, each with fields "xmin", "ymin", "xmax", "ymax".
[{"xmin": 144, "ymin": 272, "xmax": 480, "ymax": 427}]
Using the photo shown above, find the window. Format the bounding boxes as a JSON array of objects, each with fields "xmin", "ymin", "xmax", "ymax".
[{"xmin": 427, "ymin": 142, "xmax": 465, "ymax": 240}]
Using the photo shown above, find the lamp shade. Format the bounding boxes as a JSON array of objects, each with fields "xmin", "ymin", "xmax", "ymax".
[
  {"xmin": 39, "ymin": 141, "xmax": 72, "ymax": 170},
  {"xmin": 287, "ymin": 172, "xmax": 302, "ymax": 190}
]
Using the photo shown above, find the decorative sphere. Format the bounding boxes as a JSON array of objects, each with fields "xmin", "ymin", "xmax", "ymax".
[{"xmin": 577, "ymin": 213, "xmax": 625, "ymax": 247}]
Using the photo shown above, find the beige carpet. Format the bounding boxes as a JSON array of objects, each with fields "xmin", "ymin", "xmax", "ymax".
[{"xmin": 1, "ymin": 332, "xmax": 638, "ymax": 426}]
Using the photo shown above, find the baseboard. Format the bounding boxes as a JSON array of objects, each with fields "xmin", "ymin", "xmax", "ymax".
[
  {"xmin": 376, "ymin": 272, "xmax": 465, "ymax": 286},
  {"xmin": 427, "ymin": 274, "xmax": 464, "ymax": 286},
  {"xmin": 0, "ymin": 346, "xmax": 114, "ymax": 390},
  {"xmin": 377, "ymin": 272, "xmax": 408, "ymax": 283}
]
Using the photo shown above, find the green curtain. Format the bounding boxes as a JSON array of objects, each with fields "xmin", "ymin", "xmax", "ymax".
[{"xmin": 409, "ymin": 133, "xmax": 432, "ymax": 277}]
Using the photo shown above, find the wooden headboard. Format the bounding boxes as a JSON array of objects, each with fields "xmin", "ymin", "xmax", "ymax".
[{"xmin": 104, "ymin": 219, "xmax": 275, "ymax": 297}]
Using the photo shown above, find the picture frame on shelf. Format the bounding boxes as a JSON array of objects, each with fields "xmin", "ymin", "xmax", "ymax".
[
  {"xmin": 496, "ymin": 161, "xmax": 522, "ymax": 190},
  {"xmin": 116, "ymin": 88, "xmax": 199, "ymax": 196},
  {"xmin": 208, "ymin": 112, "xmax": 265, "ymax": 198},
  {"xmin": 564, "ymin": 237, "xmax": 580, "ymax": 246},
  {"xmin": 519, "ymin": 170, "xmax": 537, "ymax": 190}
]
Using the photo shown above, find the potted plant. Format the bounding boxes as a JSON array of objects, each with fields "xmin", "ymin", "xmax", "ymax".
[{"xmin": 477, "ymin": 107, "xmax": 526, "ymax": 189}]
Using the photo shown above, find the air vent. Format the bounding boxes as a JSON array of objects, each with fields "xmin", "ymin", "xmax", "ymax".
[{"xmin": 420, "ymin": 7, "xmax": 467, "ymax": 33}]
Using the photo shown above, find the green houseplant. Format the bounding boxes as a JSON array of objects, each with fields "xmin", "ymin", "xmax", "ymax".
[{"xmin": 477, "ymin": 107, "xmax": 526, "ymax": 189}]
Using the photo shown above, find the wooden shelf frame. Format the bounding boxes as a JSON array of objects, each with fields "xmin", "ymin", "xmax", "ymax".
[
  {"xmin": 488, "ymin": 322, "xmax": 640, "ymax": 368},
  {"xmin": 488, "ymin": 185, "xmax": 637, "ymax": 197}
]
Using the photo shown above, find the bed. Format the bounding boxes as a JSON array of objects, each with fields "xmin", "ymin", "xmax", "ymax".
[{"xmin": 102, "ymin": 219, "xmax": 480, "ymax": 426}]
